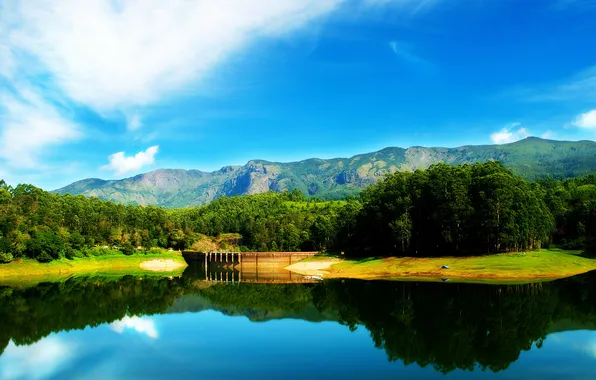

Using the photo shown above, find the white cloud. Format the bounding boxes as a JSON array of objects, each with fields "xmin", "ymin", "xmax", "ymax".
[
  {"xmin": 0, "ymin": 46, "xmax": 15, "ymax": 78},
  {"xmin": 490, "ymin": 123, "xmax": 530, "ymax": 144},
  {"xmin": 561, "ymin": 332, "xmax": 596, "ymax": 359},
  {"xmin": 110, "ymin": 316, "xmax": 158, "ymax": 339},
  {"xmin": 126, "ymin": 113, "xmax": 142, "ymax": 131},
  {"xmin": 0, "ymin": 337, "xmax": 74, "ymax": 380},
  {"xmin": 0, "ymin": 86, "xmax": 81, "ymax": 168},
  {"xmin": 570, "ymin": 110, "xmax": 596, "ymax": 129},
  {"xmin": 517, "ymin": 66, "xmax": 596, "ymax": 103},
  {"xmin": 541, "ymin": 130, "xmax": 554, "ymax": 139},
  {"xmin": 389, "ymin": 40, "xmax": 435, "ymax": 72},
  {"xmin": 4, "ymin": 0, "xmax": 343, "ymax": 113},
  {"xmin": 0, "ymin": 0, "xmax": 344, "ymax": 176},
  {"xmin": 583, "ymin": 342, "xmax": 596, "ymax": 358},
  {"xmin": 102, "ymin": 146, "xmax": 159, "ymax": 175},
  {"xmin": 0, "ymin": 0, "xmax": 439, "ymax": 182}
]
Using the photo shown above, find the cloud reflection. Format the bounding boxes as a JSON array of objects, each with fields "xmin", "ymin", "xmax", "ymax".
[
  {"xmin": 575, "ymin": 338, "xmax": 596, "ymax": 358},
  {"xmin": 110, "ymin": 316, "xmax": 158, "ymax": 339},
  {"xmin": 549, "ymin": 331, "xmax": 596, "ymax": 360},
  {"xmin": 0, "ymin": 337, "xmax": 73, "ymax": 380}
]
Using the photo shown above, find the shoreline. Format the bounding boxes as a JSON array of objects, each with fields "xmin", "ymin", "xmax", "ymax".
[
  {"xmin": 286, "ymin": 249, "xmax": 596, "ymax": 282},
  {"xmin": 0, "ymin": 251, "xmax": 188, "ymax": 285}
]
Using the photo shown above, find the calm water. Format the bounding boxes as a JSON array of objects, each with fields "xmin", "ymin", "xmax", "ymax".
[{"xmin": 2, "ymin": 263, "xmax": 596, "ymax": 379}]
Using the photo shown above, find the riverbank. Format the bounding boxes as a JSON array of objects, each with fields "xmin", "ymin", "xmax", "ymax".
[
  {"xmin": 285, "ymin": 249, "xmax": 596, "ymax": 282},
  {"xmin": 0, "ymin": 251, "xmax": 188, "ymax": 285}
]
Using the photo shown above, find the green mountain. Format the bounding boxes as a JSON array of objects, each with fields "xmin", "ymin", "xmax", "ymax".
[{"xmin": 55, "ymin": 137, "xmax": 596, "ymax": 207}]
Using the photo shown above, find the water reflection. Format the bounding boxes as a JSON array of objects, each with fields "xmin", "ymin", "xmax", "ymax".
[
  {"xmin": 0, "ymin": 337, "xmax": 74, "ymax": 380},
  {"xmin": 315, "ymin": 281, "xmax": 554, "ymax": 373},
  {"xmin": 0, "ymin": 276, "xmax": 184, "ymax": 356},
  {"xmin": 110, "ymin": 316, "xmax": 159, "ymax": 339},
  {"xmin": 1, "ymin": 270, "xmax": 596, "ymax": 376},
  {"xmin": 182, "ymin": 252, "xmax": 318, "ymax": 284}
]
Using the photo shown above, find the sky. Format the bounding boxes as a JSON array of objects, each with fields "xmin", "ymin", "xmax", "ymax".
[{"xmin": 1, "ymin": 0, "xmax": 596, "ymax": 190}]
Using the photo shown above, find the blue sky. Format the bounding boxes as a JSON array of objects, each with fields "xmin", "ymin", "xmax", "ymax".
[{"xmin": 1, "ymin": 0, "xmax": 596, "ymax": 190}]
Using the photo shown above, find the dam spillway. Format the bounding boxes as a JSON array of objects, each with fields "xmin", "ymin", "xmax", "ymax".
[{"xmin": 182, "ymin": 251, "xmax": 318, "ymax": 284}]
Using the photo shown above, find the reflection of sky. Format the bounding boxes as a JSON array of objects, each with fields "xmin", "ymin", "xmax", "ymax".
[
  {"xmin": 555, "ymin": 331, "xmax": 596, "ymax": 358},
  {"xmin": 110, "ymin": 316, "xmax": 159, "ymax": 339},
  {"xmin": 0, "ymin": 337, "xmax": 74, "ymax": 380},
  {"xmin": 1, "ymin": 314, "xmax": 596, "ymax": 379}
]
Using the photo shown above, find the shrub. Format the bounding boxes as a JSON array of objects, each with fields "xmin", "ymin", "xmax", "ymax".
[
  {"xmin": 0, "ymin": 252, "xmax": 13, "ymax": 264},
  {"xmin": 191, "ymin": 235, "xmax": 218, "ymax": 252},
  {"xmin": 0, "ymin": 237, "xmax": 11, "ymax": 253},
  {"xmin": 90, "ymin": 247, "xmax": 120, "ymax": 256},
  {"xmin": 26, "ymin": 231, "xmax": 65, "ymax": 262},
  {"xmin": 92, "ymin": 248, "xmax": 108, "ymax": 256},
  {"xmin": 69, "ymin": 232, "xmax": 85, "ymax": 250},
  {"xmin": 36, "ymin": 251, "xmax": 53, "ymax": 263},
  {"xmin": 122, "ymin": 242, "xmax": 135, "ymax": 256},
  {"xmin": 64, "ymin": 247, "xmax": 84, "ymax": 260},
  {"xmin": 561, "ymin": 239, "xmax": 584, "ymax": 250}
]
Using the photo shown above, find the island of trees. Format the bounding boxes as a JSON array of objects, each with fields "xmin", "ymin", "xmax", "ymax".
[{"xmin": 1, "ymin": 161, "xmax": 595, "ymax": 264}]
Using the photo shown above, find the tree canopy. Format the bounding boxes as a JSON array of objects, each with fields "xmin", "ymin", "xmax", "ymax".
[{"xmin": 347, "ymin": 162, "xmax": 555, "ymax": 256}]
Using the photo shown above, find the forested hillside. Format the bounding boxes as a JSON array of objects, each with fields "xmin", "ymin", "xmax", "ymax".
[
  {"xmin": 55, "ymin": 138, "xmax": 596, "ymax": 207},
  {"xmin": 2, "ymin": 161, "xmax": 596, "ymax": 263}
]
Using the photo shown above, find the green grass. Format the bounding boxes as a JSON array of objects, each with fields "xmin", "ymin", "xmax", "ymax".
[
  {"xmin": 308, "ymin": 249, "xmax": 596, "ymax": 282},
  {"xmin": 0, "ymin": 250, "xmax": 188, "ymax": 285}
]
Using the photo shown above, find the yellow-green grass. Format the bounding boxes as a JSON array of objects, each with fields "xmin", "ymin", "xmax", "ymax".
[
  {"xmin": 0, "ymin": 251, "xmax": 188, "ymax": 286},
  {"xmin": 304, "ymin": 249, "xmax": 596, "ymax": 282}
]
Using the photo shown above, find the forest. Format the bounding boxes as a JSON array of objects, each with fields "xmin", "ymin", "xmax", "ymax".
[{"xmin": 1, "ymin": 161, "xmax": 595, "ymax": 263}]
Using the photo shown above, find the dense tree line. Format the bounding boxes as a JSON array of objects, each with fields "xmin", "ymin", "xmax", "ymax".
[
  {"xmin": 0, "ymin": 180, "xmax": 345, "ymax": 262},
  {"xmin": 2, "ymin": 161, "xmax": 596, "ymax": 263},
  {"xmin": 539, "ymin": 174, "xmax": 596, "ymax": 251},
  {"xmin": 170, "ymin": 189, "xmax": 350, "ymax": 252},
  {"xmin": 0, "ymin": 180, "xmax": 180, "ymax": 262},
  {"xmin": 347, "ymin": 162, "xmax": 555, "ymax": 256}
]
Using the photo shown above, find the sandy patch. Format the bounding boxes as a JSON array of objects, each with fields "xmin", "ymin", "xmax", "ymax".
[
  {"xmin": 285, "ymin": 259, "xmax": 341, "ymax": 277},
  {"xmin": 140, "ymin": 259, "xmax": 187, "ymax": 272}
]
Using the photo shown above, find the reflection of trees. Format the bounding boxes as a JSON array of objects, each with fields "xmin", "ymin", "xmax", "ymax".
[
  {"xmin": 313, "ymin": 280, "xmax": 562, "ymax": 373},
  {"xmin": 3, "ymin": 273, "xmax": 596, "ymax": 373},
  {"xmin": 187, "ymin": 277, "xmax": 596, "ymax": 373},
  {"xmin": 190, "ymin": 283, "xmax": 315, "ymax": 320},
  {"xmin": 552, "ymin": 272, "xmax": 596, "ymax": 319},
  {"xmin": 0, "ymin": 276, "xmax": 186, "ymax": 353}
]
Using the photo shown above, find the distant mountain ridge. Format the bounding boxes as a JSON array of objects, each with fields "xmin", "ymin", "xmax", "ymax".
[{"xmin": 55, "ymin": 137, "xmax": 596, "ymax": 208}]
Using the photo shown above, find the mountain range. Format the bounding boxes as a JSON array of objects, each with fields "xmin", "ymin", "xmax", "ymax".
[{"xmin": 55, "ymin": 137, "xmax": 596, "ymax": 208}]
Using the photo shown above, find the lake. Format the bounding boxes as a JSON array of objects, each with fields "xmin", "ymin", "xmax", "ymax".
[{"xmin": 1, "ymin": 262, "xmax": 596, "ymax": 379}]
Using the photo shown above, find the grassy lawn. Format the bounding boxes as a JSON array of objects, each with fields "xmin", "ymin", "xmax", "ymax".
[
  {"xmin": 296, "ymin": 249, "xmax": 596, "ymax": 282},
  {"xmin": 0, "ymin": 250, "xmax": 188, "ymax": 285}
]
